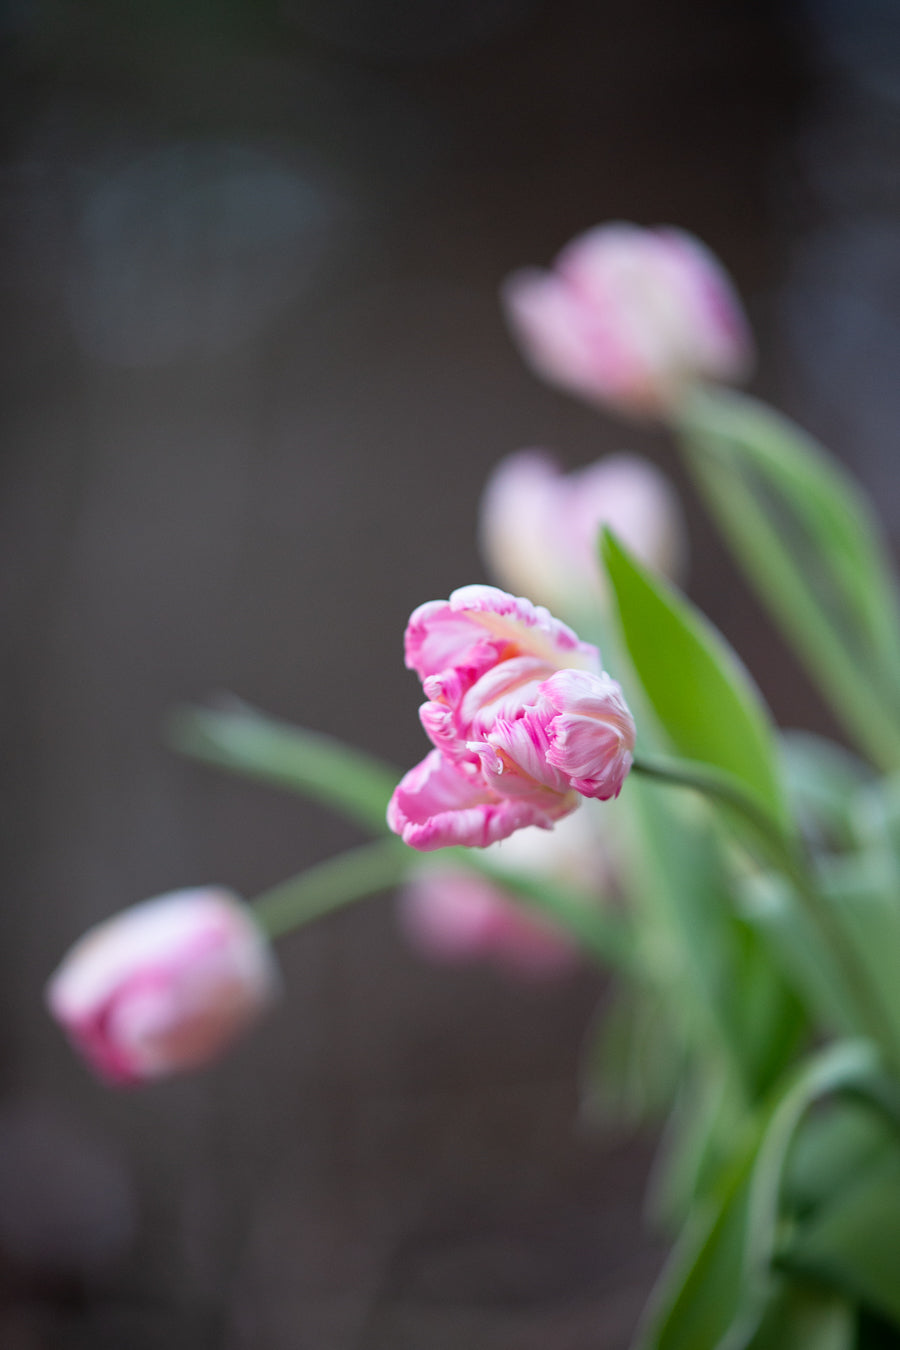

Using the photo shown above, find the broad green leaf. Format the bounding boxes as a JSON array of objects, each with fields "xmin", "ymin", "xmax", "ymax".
[
  {"xmin": 636, "ymin": 1041, "xmax": 882, "ymax": 1350},
  {"xmin": 783, "ymin": 1098, "xmax": 898, "ymax": 1221},
  {"xmin": 602, "ymin": 530, "xmax": 787, "ymax": 828},
  {"xmin": 731, "ymin": 1041, "xmax": 883, "ymax": 1347},
  {"xmin": 740, "ymin": 1279, "xmax": 855, "ymax": 1350},
  {"xmin": 167, "ymin": 701, "xmax": 400, "ymax": 835},
  {"xmin": 779, "ymin": 1149, "xmax": 900, "ymax": 1326},
  {"xmin": 676, "ymin": 387, "xmax": 900, "ymax": 771},
  {"xmin": 633, "ymin": 1141, "xmax": 755, "ymax": 1350}
]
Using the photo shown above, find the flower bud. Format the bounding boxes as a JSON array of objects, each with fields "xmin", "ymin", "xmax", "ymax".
[
  {"xmin": 397, "ymin": 808, "xmax": 604, "ymax": 977},
  {"xmin": 479, "ymin": 449, "xmax": 685, "ymax": 614},
  {"xmin": 46, "ymin": 888, "xmax": 279, "ymax": 1085},
  {"xmin": 502, "ymin": 222, "xmax": 753, "ymax": 418},
  {"xmin": 388, "ymin": 585, "xmax": 635, "ymax": 851}
]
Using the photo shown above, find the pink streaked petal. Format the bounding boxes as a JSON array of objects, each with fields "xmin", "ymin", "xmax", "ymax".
[
  {"xmin": 473, "ymin": 708, "xmax": 575, "ymax": 800},
  {"xmin": 546, "ymin": 712, "xmax": 634, "ymax": 799},
  {"xmin": 541, "ymin": 667, "xmax": 636, "ymax": 726},
  {"xmin": 405, "ymin": 585, "xmax": 598, "ymax": 686},
  {"xmin": 540, "ymin": 668, "xmax": 636, "ymax": 800},
  {"xmin": 405, "ymin": 601, "xmax": 505, "ymax": 687},
  {"xmin": 387, "ymin": 750, "xmax": 572, "ymax": 851},
  {"xmin": 460, "ymin": 654, "xmax": 555, "ymax": 738},
  {"xmin": 444, "ymin": 585, "xmax": 599, "ymax": 670}
]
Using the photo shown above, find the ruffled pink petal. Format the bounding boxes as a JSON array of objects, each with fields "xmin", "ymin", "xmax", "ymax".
[
  {"xmin": 473, "ymin": 704, "xmax": 575, "ymax": 800},
  {"xmin": 541, "ymin": 668, "xmax": 636, "ymax": 799},
  {"xmin": 405, "ymin": 585, "xmax": 599, "ymax": 684},
  {"xmin": 387, "ymin": 749, "xmax": 570, "ymax": 851}
]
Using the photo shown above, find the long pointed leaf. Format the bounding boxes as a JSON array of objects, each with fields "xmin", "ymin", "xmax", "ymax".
[
  {"xmin": 602, "ymin": 530, "xmax": 787, "ymax": 828},
  {"xmin": 677, "ymin": 388, "xmax": 900, "ymax": 770}
]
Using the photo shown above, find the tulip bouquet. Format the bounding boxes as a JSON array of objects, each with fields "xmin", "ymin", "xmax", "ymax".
[{"xmin": 48, "ymin": 223, "xmax": 900, "ymax": 1348}]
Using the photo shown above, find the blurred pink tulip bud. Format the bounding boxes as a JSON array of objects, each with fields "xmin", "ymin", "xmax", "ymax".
[
  {"xmin": 398, "ymin": 808, "xmax": 604, "ymax": 977},
  {"xmin": 479, "ymin": 450, "xmax": 685, "ymax": 613},
  {"xmin": 502, "ymin": 222, "xmax": 753, "ymax": 418},
  {"xmin": 388, "ymin": 586, "xmax": 635, "ymax": 851},
  {"xmin": 46, "ymin": 888, "xmax": 279, "ymax": 1085},
  {"xmin": 399, "ymin": 871, "xmax": 577, "ymax": 977}
]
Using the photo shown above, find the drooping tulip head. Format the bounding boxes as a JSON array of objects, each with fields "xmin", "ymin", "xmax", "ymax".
[
  {"xmin": 502, "ymin": 222, "xmax": 753, "ymax": 418},
  {"xmin": 479, "ymin": 449, "xmax": 685, "ymax": 614},
  {"xmin": 388, "ymin": 585, "xmax": 635, "ymax": 851},
  {"xmin": 46, "ymin": 888, "xmax": 279, "ymax": 1085}
]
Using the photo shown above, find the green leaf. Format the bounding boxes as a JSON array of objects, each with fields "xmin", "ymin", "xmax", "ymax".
[
  {"xmin": 676, "ymin": 387, "xmax": 900, "ymax": 771},
  {"xmin": 581, "ymin": 979, "xmax": 683, "ymax": 1129},
  {"xmin": 816, "ymin": 854, "xmax": 900, "ymax": 1064},
  {"xmin": 738, "ymin": 872, "xmax": 858, "ymax": 1035},
  {"xmin": 780, "ymin": 731, "xmax": 873, "ymax": 854},
  {"xmin": 783, "ymin": 1097, "xmax": 898, "ymax": 1221},
  {"xmin": 602, "ymin": 529, "xmax": 787, "ymax": 829},
  {"xmin": 634, "ymin": 1137, "xmax": 756, "ymax": 1350},
  {"xmin": 167, "ymin": 701, "xmax": 401, "ymax": 835},
  {"xmin": 624, "ymin": 776, "xmax": 776, "ymax": 1106},
  {"xmin": 635, "ymin": 1041, "xmax": 883, "ymax": 1350},
  {"xmin": 779, "ymin": 1148, "xmax": 900, "ymax": 1326},
  {"xmin": 740, "ymin": 1279, "xmax": 855, "ymax": 1350}
]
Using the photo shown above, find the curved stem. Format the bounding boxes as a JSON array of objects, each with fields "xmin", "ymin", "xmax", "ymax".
[
  {"xmin": 632, "ymin": 754, "xmax": 900, "ymax": 1070},
  {"xmin": 252, "ymin": 838, "xmax": 409, "ymax": 939}
]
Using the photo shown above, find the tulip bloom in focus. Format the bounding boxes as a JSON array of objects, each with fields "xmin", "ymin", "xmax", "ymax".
[
  {"xmin": 46, "ymin": 888, "xmax": 279, "ymax": 1084},
  {"xmin": 387, "ymin": 586, "xmax": 635, "ymax": 851},
  {"xmin": 480, "ymin": 450, "xmax": 685, "ymax": 614},
  {"xmin": 399, "ymin": 808, "xmax": 608, "ymax": 976},
  {"xmin": 502, "ymin": 222, "xmax": 753, "ymax": 418}
]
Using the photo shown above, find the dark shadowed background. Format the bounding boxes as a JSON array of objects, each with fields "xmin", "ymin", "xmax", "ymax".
[{"xmin": 2, "ymin": 0, "xmax": 899, "ymax": 1345}]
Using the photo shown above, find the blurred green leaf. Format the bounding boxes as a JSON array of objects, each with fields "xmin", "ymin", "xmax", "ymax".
[
  {"xmin": 636, "ymin": 1041, "xmax": 883, "ymax": 1350},
  {"xmin": 816, "ymin": 853, "xmax": 900, "ymax": 1062},
  {"xmin": 740, "ymin": 1279, "xmax": 855, "ymax": 1350},
  {"xmin": 780, "ymin": 731, "xmax": 873, "ymax": 854},
  {"xmin": 167, "ymin": 700, "xmax": 400, "ymax": 835},
  {"xmin": 783, "ymin": 1098, "xmax": 898, "ymax": 1221},
  {"xmin": 602, "ymin": 529, "xmax": 787, "ymax": 829},
  {"xmin": 779, "ymin": 1149, "xmax": 900, "ymax": 1326},
  {"xmin": 677, "ymin": 388, "xmax": 900, "ymax": 771},
  {"xmin": 624, "ymin": 777, "xmax": 781, "ymax": 1107},
  {"xmin": 583, "ymin": 978, "xmax": 684, "ymax": 1128},
  {"xmin": 739, "ymin": 872, "xmax": 858, "ymax": 1035}
]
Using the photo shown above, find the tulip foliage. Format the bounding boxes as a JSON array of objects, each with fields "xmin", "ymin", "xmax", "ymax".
[{"xmin": 49, "ymin": 224, "xmax": 900, "ymax": 1348}]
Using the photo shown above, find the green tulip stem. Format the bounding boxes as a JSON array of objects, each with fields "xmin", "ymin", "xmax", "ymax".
[{"xmin": 632, "ymin": 753, "xmax": 900, "ymax": 1070}]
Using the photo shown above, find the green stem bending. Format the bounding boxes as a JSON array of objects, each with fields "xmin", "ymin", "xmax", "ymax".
[
  {"xmin": 252, "ymin": 838, "xmax": 409, "ymax": 939},
  {"xmin": 631, "ymin": 754, "xmax": 900, "ymax": 1071},
  {"xmin": 631, "ymin": 753, "xmax": 796, "ymax": 871}
]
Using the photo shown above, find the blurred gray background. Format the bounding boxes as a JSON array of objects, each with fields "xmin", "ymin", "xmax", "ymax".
[{"xmin": 1, "ymin": 0, "xmax": 899, "ymax": 1345}]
